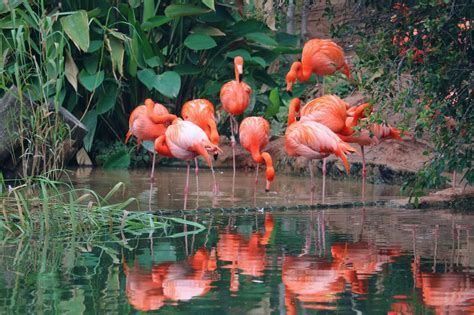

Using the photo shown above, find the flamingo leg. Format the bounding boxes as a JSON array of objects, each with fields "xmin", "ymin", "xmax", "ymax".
[
  {"xmin": 230, "ymin": 116, "xmax": 236, "ymax": 196},
  {"xmin": 255, "ymin": 164, "xmax": 259, "ymax": 185},
  {"xmin": 361, "ymin": 145, "xmax": 366, "ymax": 200},
  {"xmin": 308, "ymin": 160, "xmax": 315, "ymax": 204},
  {"xmin": 150, "ymin": 152, "xmax": 156, "ymax": 181},
  {"xmin": 184, "ymin": 161, "xmax": 191, "ymax": 210},
  {"xmin": 209, "ymin": 157, "xmax": 218, "ymax": 195},
  {"xmin": 322, "ymin": 158, "xmax": 327, "ymax": 204},
  {"xmin": 194, "ymin": 157, "xmax": 199, "ymax": 197},
  {"xmin": 452, "ymin": 171, "xmax": 456, "ymax": 188}
]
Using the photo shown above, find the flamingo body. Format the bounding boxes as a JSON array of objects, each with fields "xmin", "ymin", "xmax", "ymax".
[
  {"xmin": 239, "ymin": 117, "xmax": 275, "ymax": 191},
  {"xmin": 181, "ymin": 99, "xmax": 219, "ymax": 145},
  {"xmin": 220, "ymin": 80, "xmax": 252, "ymax": 116}
]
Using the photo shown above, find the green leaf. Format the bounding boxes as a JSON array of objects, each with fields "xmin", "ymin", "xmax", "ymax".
[
  {"xmin": 191, "ymin": 25, "xmax": 225, "ymax": 36},
  {"xmin": 164, "ymin": 4, "xmax": 210, "ymax": 18},
  {"xmin": 79, "ymin": 70, "xmax": 104, "ymax": 91},
  {"xmin": 145, "ymin": 56, "xmax": 163, "ymax": 67},
  {"xmin": 276, "ymin": 32, "xmax": 299, "ymax": 47},
  {"xmin": 227, "ymin": 49, "xmax": 251, "ymax": 60},
  {"xmin": 103, "ymin": 148, "xmax": 131, "ymax": 169},
  {"xmin": 141, "ymin": 141, "xmax": 155, "ymax": 153},
  {"xmin": 264, "ymin": 88, "xmax": 280, "ymax": 118},
  {"xmin": 128, "ymin": 0, "xmax": 141, "ymax": 8},
  {"xmin": 174, "ymin": 64, "xmax": 201, "ymax": 75},
  {"xmin": 143, "ymin": 0, "xmax": 155, "ymax": 22},
  {"xmin": 184, "ymin": 33, "xmax": 217, "ymax": 50},
  {"xmin": 250, "ymin": 56, "xmax": 266, "ymax": 67},
  {"xmin": 231, "ymin": 19, "xmax": 270, "ymax": 37},
  {"xmin": 154, "ymin": 71, "xmax": 181, "ymax": 98},
  {"xmin": 201, "ymin": 0, "xmax": 215, "ymax": 11},
  {"xmin": 245, "ymin": 32, "xmax": 277, "ymax": 46},
  {"xmin": 105, "ymin": 36, "xmax": 124, "ymax": 79},
  {"xmin": 82, "ymin": 111, "xmax": 97, "ymax": 152},
  {"xmin": 60, "ymin": 10, "xmax": 90, "ymax": 52},
  {"xmin": 96, "ymin": 83, "xmax": 119, "ymax": 115},
  {"xmin": 137, "ymin": 69, "xmax": 156, "ymax": 90},
  {"xmin": 142, "ymin": 16, "xmax": 172, "ymax": 30},
  {"xmin": 65, "ymin": 52, "xmax": 79, "ymax": 92},
  {"xmin": 87, "ymin": 40, "xmax": 102, "ymax": 53}
]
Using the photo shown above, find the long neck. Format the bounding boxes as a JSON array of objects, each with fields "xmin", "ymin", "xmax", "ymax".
[
  {"xmin": 154, "ymin": 135, "xmax": 173, "ymax": 157},
  {"xmin": 287, "ymin": 99, "xmax": 301, "ymax": 126},
  {"xmin": 207, "ymin": 118, "xmax": 220, "ymax": 145},
  {"xmin": 251, "ymin": 146, "xmax": 275, "ymax": 191},
  {"xmin": 148, "ymin": 113, "xmax": 177, "ymax": 124},
  {"xmin": 234, "ymin": 63, "xmax": 240, "ymax": 82},
  {"xmin": 296, "ymin": 62, "xmax": 311, "ymax": 82}
]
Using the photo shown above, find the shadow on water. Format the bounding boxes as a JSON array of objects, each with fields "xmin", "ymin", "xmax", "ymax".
[
  {"xmin": 0, "ymin": 206, "xmax": 473, "ymax": 313},
  {"xmin": 71, "ymin": 167, "xmax": 402, "ymax": 210}
]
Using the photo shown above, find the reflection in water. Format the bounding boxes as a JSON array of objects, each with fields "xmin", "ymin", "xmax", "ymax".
[
  {"xmin": 124, "ymin": 247, "xmax": 218, "ymax": 311},
  {"xmin": 0, "ymin": 209, "xmax": 473, "ymax": 313},
  {"xmin": 71, "ymin": 167, "xmax": 402, "ymax": 209}
]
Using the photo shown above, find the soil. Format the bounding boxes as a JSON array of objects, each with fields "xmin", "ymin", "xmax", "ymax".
[{"xmin": 389, "ymin": 187, "xmax": 474, "ymax": 210}]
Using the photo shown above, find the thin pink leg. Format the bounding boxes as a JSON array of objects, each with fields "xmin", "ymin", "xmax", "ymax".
[
  {"xmin": 194, "ymin": 157, "xmax": 199, "ymax": 196},
  {"xmin": 255, "ymin": 164, "xmax": 259, "ymax": 185},
  {"xmin": 309, "ymin": 160, "xmax": 315, "ymax": 204},
  {"xmin": 361, "ymin": 145, "xmax": 366, "ymax": 201},
  {"xmin": 184, "ymin": 161, "xmax": 190, "ymax": 210},
  {"xmin": 322, "ymin": 158, "xmax": 327, "ymax": 204},
  {"xmin": 150, "ymin": 152, "xmax": 156, "ymax": 180},
  {"xmin": 230, "ymin": 116, "xmax": 236, "ymax": 196},
  {"xmin": 209, "ymin": 158, "xmax": 218, "ymax": 195}
]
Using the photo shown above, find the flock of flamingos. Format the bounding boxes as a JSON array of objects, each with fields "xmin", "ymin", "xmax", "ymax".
[{"xmin": 125, "ymin": 38, "xmax": 402, "ymax": 204}]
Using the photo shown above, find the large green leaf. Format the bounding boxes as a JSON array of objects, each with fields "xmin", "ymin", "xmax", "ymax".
[
  {"xmin": 154, "ymin": 71, "xmax": 181, "ymax": 98},
  {"xmin": 143, "ymin": 0, "xmax": 155, "ymax": 22},
  {"xmin": 79, "ymin": 70, "xmax": 104, "ymax": 91},
  {"xmin": 65, "ymin": 52, "xmax": 79, "ymax": 92},
  {"xmin": 191, "ymin": 25, "xmax": 225, "ymax": 36},
  {"xmin": 103, "ymin": 148, "xmax": 131, "ymax": 169},
  {"xmin": 264, "ymin": 88, "xmax": 280, "ymax": 118},
  {"xmin": 245, "ymin": 32, "xmax": 277, "ymax": 46},
  {"xmin": 184, "ymin": 33, "xmax": 217, "ymax": 50},
  {"xmin": 82, "ymin": 111, "xmax": 97, "ymax": 152},
  {"xmin": 105, "ymin": 36, "xmax": 124, "ymax": 79},
  {"xmin": 164, "ymin": 4, "xmax": 210, "ymax": 18},
  {"xmin": 142, "ymin": 16, "xmax": 172, "ymax": 30},
  {"xmin": 174, "ymin": 64, "xmax": 201, "ymax": 75},
  {"xmin": 95, "ymin": 83, "xmax": 119, "ymax": 115},
  {"xmin": 202, "ymin": 0, "xmax": 215, "ymax": 11},
  {"xmin": 227, "ymin": 49, "xmax": 251, "ymax": 60},
  {"xmin": 137, "ymin": 69, "xmax": 156, "ymax": 90},
  {"xmin": 231, "ymin": 19, "xmax": 270, "ymax": 37},
  {"xmin": 60, "ymin": 10, "xmax": 90, "ymax": 52}
]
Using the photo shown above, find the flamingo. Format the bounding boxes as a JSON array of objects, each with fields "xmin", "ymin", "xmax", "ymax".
[
  {"xmin": 125, "ymin": 98, "xmax": 177, "ymax": 180},
  {"xmin": 220, "ymin": 56, "xmax": 252, "ymax": 192},
  {"xmin": 239, "ymin": 117, "xmax": 275, "ymax": 192},
  {"xmin": 286, "ymin": 39, "xmax": 351, "ymax": 95},
  {"xmin": 338, "ymin": 118, "xmax": 402, "ymax": 196},
  {"xmin": 285, "ymin": 100, "xmax": 356, "ymax": 202},
  {"xmin": 154, "ymin": 119, "xmax": 222, "ymax": 209},
  {"xmin": 181, "ymin": 99, "xmax": 220, "ymax": 194},
  {"xmin": 288, "ymin": 97, "xmax": 367, "ymax": 199}
]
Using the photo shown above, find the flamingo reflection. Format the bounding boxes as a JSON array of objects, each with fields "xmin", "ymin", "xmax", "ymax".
[{"xmin": 124, "ymin": 247, "xmax": 218, "ymax": 311}]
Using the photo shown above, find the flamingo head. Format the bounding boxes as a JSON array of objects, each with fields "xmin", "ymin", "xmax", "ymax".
[
  {"xmin": 287, "ymin": 98, "xmax": 302, "ymax": 126},
  {"xmin": 265, "ymin": 167, "xmax": 275, "ymax": 192},
  {"xmin": 234, "ymin": 56, "xmax": 244, "ymax": 81},
  {"xmin": 286, "ymin": 61, "xmax": 301, "ymax": 94},
  {"xmin": 144, "ymin": 98, "xmax": 155, "ymax": 107}
]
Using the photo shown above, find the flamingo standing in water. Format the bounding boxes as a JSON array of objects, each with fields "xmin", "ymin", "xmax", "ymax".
[
  {"xmin": 285, "ymin": 98, "xmax": 356, "ymax": 202},
  {"xmin": 125, "ymin": 98, "xmax": 177, "ymax": 180},
  {"xmin": 239, "ymin": 117, "xmax": 275, "ymax": 192},
  {"xmin": 220, "ymin": 56, "xmax": 252, "ymax": 192},
  {"xmin": 154, "ymin": 119, "xmax": 222, "ymax": 209},
  {"xmin": 338, "ymin": 118, "xmax": 402, "ymax": 196},
  {"xmin": 286, "ymin": 39, "xmax": 351, "ymax": 95},
  {"xmin": 181, "ymin": 99, "xmax": 220, "ymax": 194}
]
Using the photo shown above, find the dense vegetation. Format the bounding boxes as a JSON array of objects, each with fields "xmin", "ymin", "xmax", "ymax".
[{"xmin": 0, "ymin": 0, "xmax": 472, "ymax": 197}]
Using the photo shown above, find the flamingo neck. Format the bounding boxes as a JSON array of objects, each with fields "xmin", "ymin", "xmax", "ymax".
[
  {"xmin": 207, "ymin": 118, "xmax": 220, "ymax": 145},
  {"xmin": 261, "ymin": 152, "xmax": 275, "ymax": 191},
  {"xmin": 287, "ymin": 98, "xmax": 301, "ymax": 126},
  {"xmin": 154, "ymin": 135, "xmax": 173, "ymax": 157},
  {"xmin": 294, "ymin": 61, "xmax": 311, "ymax": 82}
]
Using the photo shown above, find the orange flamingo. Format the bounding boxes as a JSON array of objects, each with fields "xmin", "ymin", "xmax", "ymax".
[
  {"xmin": 286, "ymin": 39, "xmax": 351, "ymax": 95},
  {"xmin": 154, "ymin": 119, "xmax": 222, "ymax": 208},
  {"xmin": 285, "ymin": 98, "xmax": 356, "ymax": 202},
  {"xmin": 181, "ymin": 99, "xmax": 220, "ymax": 193},
  {"xmin": 125, "ymin": 98, "xmax": 177, "ymax": 179},
  {"xmin": 239, "ymin": 117, "xmax": 275, "ymax": 192},
  {"xmin": 338, "ymin": 118, "xmax": 402, "ymax": 196},
  {"xmin": 220, "ymin": 56, "xmax": 252, "ymax": 191}
]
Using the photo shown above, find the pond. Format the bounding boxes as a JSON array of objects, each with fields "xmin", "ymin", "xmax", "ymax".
[{"xmin": 0, "ymin": 169, "xmax": 472, "ymax": 314}]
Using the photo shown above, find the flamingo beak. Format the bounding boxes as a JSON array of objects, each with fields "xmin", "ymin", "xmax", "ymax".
[{"xmin": 265, "ymin": 180, "xmax": 271, "ymax": 192}]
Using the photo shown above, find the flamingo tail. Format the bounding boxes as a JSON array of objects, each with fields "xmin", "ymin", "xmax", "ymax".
[
  {"xmin": 125, "ymin": 130, "xmax": 132, "ymax": 144},
  {"xmin": 389, "ymin": 127, "xmax": 403, "ymax": 140},
  {"xmin": 351, "ymin": 103, "xmax": 371, "ymax": 126},
  {"xmin": 334, "ymin": 142, "xmax": 356, "ymax": 175}
]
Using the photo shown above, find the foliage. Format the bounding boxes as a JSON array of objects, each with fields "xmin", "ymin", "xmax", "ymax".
[
  {"xmin": 0, "ymin": 0, "xmax": 299, "ymax": 164},
  {"xmin": 331, "ymin": 0, "xmax": 473, "ymax": 197}
]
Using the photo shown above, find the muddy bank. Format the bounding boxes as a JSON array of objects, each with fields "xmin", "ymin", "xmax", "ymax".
[{"xmin": 389, "ymin": 187, "xmax": 474, "ymax": 210}]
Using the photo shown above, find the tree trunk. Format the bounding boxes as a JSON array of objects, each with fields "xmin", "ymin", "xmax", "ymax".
[
  {"xmin": 286, "ymin": 0, "xmax": 296, "ymax": 35},
  {"xmin": 301, "ymin": 0, "xmax": 311, "ymax": 41}
]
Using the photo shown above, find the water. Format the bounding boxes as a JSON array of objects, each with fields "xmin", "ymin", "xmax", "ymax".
[
  {"xmin": 71, "ymin": 168, "xmax": 401, "ymax": 210},
  {"xmin": 0, "ymin": 169, "xmax": 473, "ymax": 314}
]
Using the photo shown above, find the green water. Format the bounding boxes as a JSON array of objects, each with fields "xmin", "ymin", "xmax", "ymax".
[{"xmin": 0, "ymin": 207, "xmax": 472, "ymax": 314}]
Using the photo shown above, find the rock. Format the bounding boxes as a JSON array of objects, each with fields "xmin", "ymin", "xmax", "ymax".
[{"xmin": 0, "ymin": 86, "xmax": 88, "ymax": 179}]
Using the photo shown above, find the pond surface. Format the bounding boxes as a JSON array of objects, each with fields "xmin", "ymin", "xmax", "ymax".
[
  {"xmin": 0, "ymin": 208, "xmax": 473, "ymax": 314},
  {"xmin": 71, "ymin": 168, "xmax": 402, "ymax": 210}
]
